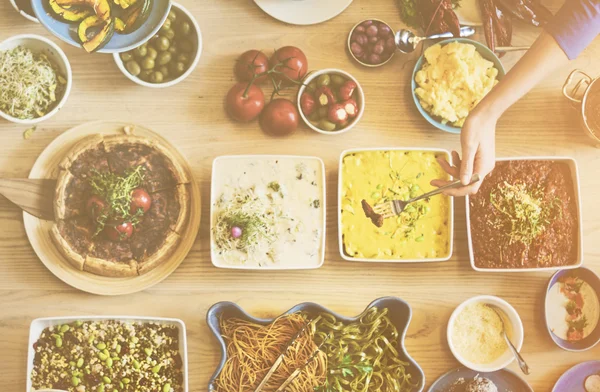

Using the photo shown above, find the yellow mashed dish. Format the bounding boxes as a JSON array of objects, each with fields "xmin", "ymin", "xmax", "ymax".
[
  {"xmin": 340, "ymin": 150, "xmax": 452, "ymax": 260},
  {"xmin": 414, "ymin": 41, "xmax": 499, "ymax": 127}
]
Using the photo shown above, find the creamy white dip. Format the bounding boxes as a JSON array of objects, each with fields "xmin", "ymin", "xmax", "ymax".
[{"xmin": 211, "ymin": 156, "xmax": 325, "ymax": 269}]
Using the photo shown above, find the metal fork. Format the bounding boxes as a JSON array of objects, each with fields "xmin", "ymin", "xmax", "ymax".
[{"xmin": 373, "ymin": 174, "xmax": 480, "ymax": 218}]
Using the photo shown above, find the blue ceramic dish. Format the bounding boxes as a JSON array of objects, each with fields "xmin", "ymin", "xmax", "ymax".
[
  {"xmin": 31, "ymin": 0, "xmax": 171, "ymax": 53},
  {"xmin": 206, "ymin": 296, "xmax": 425, "ymax": 392},
  {"xmin": 545, "ymin": 267, "xmax": 600, "ymax": 351},
  {"xmin": 553, "ymin": 360, "xmax": 600, "ymax": 392},
  {"xmin": 428, "ymin": 367, "xmax": 533, "ymax": 392},
  {"xmin": 411, "ymin": 38, "xmax": 506, "ymax": 134}
]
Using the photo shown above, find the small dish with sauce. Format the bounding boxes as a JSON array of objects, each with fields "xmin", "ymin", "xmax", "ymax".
[
  {"xmin": 447, "ymin": 295, "xmax": 524, "ymax": 373},
  {"xmin": 338, "ymin": 148, "xmax": 453, "ymax": 263},
  {"xmin": 545, "ymin": 267, "xmax": 600, "ymax": 352},
  {"xmin": 210, "ymin": 155, "xmax": 326, "ymax": 270}
]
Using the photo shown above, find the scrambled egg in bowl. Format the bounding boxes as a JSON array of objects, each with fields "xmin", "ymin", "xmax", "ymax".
[
  {"xmin": 414, "ymin": 41, "xmax": 500, "ymax": 127},
  {"xmin": 339, "ymin": 150, "xmax": 453, "ymax": 261}
]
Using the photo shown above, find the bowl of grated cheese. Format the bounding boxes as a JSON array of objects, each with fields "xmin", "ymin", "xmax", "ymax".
[
  {"xmin": 447, "ymin": 295, "xmax": 524, "ymax": 373},
  {"xmin": 0, "ymin": 34, "xmax": 72, "ymax": 125}
]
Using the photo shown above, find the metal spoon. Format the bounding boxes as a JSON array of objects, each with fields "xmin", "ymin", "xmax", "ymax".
[
  {"xmin": 487, "ymin": 304, "xmax": 531, "ymax": 375},
  {"xmin": 395, "ymin": 26, "xmax": 475, "ymax": 54}
]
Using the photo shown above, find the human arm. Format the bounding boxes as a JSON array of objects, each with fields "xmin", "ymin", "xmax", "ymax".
[{"xmin": 432, "ymin": 0, "xmax": 600, "ymax": 196}]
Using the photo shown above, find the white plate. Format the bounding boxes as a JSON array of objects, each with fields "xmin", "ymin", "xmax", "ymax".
[
  {"xmin": 27, "ymin": 316, "xmax": 189, "ymax": 392},
  {"xmin": 337, "ymin": 148, "xmax": 454, "ymax": 263},
  {"xmin": 254, "ymin": 0, "xmax": 352, "ymax": 25},
  {"xmin": 454, "ymin": 0, "xmax": 483, "ymax": 26},
  {"xmin": 466, "ymin": 157, "xmax": 584, "ymax": 272},
  {"xmin": 210, "ymin": 155, "xmax": 326, "ymax": 270}
]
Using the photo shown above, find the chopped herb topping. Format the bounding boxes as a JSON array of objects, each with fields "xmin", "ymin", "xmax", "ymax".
[
  {"xmin": 267, "ymin": 181, "xmax": 281, "ymax": 192},
  {"xmin": 311, "ymin": 199, "xmax": 321, "ymax": 209},
  {"xmin": 88, "ymin": 166, "xmax": 145, "ymax": 235},
  {"xmin": 490, "ymin": 181, "xmax": 562, "ymax": 245}
]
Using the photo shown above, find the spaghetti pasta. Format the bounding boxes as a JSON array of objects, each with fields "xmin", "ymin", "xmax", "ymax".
[{"xmin": 213, "ymin": 313, "xmax": 327, "ymax": 392}]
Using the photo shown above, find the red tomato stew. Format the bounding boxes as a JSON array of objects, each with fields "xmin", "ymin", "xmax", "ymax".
[{"xmin": 469, "ymin": 160, "xmax": 579, "ymax": 269}]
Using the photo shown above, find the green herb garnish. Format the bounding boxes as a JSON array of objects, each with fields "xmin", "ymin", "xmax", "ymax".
[
  {"xmin": 568, "ymin": 316, "xmax": 588, "ymax": 331},
  {"xmin": 566, "ymin": 300, "xmax": 578, "ymax": 315},
  {"xmin": 490, "ymin": 181, "xmax": 562, "ymax": 246},
  {"xmin": 88, "ymin": 165, "xmax": 145, "ymax": 236},
  {"xmin": 267, "ymin": 181, "xmax": 281, "ymax": 192},
  {"xmin": 311, "ymin": 199, "xmax": 321, "ymax": 209}
]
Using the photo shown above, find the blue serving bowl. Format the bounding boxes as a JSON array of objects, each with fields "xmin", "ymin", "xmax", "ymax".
[
  {"xmin": 206, "ymin": 296, "xmax": 425, "ymax": 392},
  {"xmin": 31, "ymin": 0, "xmax": 171, "ymax": 53},
  {"xmin": 545, "ymin": 267, "xmax": 600, "ymax": 351},
  {"xmin": 411, "ymin": 38, "xmax": 506, "ymax": 134}
]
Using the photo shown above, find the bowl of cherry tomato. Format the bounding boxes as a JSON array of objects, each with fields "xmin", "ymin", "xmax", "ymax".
[{"xmin": 297, "ymin": 69, "xmax": 365, "ymax": 135}]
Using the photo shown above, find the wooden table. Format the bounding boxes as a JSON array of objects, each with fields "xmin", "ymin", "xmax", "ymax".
[{"xmin": 1, "ymin": 1, "xmax": 599, "ymax": 391}]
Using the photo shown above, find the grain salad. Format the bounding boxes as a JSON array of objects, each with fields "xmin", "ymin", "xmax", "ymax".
[
  {"xmin": 31, "ymin": 320, "xmax": 183, "ymax": 392},
  {"xmin": 0, "ymin": 46, "xmax": 66, "ymax": 120}
]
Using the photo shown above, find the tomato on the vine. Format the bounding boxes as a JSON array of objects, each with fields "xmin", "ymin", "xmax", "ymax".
[
  {"xmin": 235, "ymin": 50, "xmax": 269, "ymax": 84},
  {"xmin": 226, "ymin": 82, "xmax": 265, "ymax": 122},
  {"xmin": 269, "ymin": 46, "xmax": 308, "ymax": 84},
  {"xmin": 260, "ymin": 99, "xmax": 299, "ymax": 136}
]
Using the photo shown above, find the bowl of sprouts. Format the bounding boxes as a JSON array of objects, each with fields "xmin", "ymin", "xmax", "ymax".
[{"xmin": 0, "ymin": 34, "xmax": 72, "ymax": 125}]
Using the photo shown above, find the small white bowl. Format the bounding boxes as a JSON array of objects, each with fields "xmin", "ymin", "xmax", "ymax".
[
  {"xmin": 447, "ymin": 295, "xmax": 524, "ymax": 373},
  {"xmin": 113, "ymin": 2, "xmax": 202, "ymax": 88},
  {"xmin": 0, "ymin": 34, "xmax": 72, "ymax": 125},
  {"xmin": 297, "ymin": 68, "xmax": 365, "ymax": 135},
  {"xmin": 9, "ymin": 0, "xmax": 39, "ymax": 23}
]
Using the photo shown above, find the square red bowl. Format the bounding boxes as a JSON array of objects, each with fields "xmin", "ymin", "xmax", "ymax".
[{"xmin": 466, "ymin": 157, "xmax": 584, "ymax": 272}]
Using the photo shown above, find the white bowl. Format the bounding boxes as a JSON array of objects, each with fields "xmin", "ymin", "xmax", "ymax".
[
  {"xmin": 210, "ymin": 155, "xmax": 326, "ymax": 270},
  {"xmin": 337, "ymin": 147, "xmax": 454, "ymax": 263},
  {"xmin": 0, "ymin": 34, "xmax": 72, "ymax": 125},
  {"xmin": 465, "ymin": 156, "xmax": 584, "ymax": 272},
  {"xmin": 9, "ymin": 0, "xmax": 39, "ymax": 23},
  {"xmin": 447, "ymin": 295, "xmax": 524, "ymax": 373},
  {"xmin": 27, "ymin": 316, "xmax": 189, "ymax": 392},
  {"xmin": 297, "ymin": 68, "xmax": 365, "ymax": 135},
  {"xmin": 113, "ymin": 2, "xmax": 202, "ymax": 88}
]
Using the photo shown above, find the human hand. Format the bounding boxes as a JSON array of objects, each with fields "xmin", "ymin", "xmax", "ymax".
[{"xmin": 431, "ymin": 112, "xmax": 497, "ymax": 196}]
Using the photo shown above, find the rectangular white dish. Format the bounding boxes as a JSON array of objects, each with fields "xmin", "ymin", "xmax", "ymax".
[
  {"xmin": 26, "ymin": 316, "xmax": 188, "ymax": 392},
  {"xmin": 210, "ymin": 155, "xmax": 326, "ymax": 270},
  {"xmin": 466, "ymin": 156, "xmax": 584, "ymax": 272},
  {"xmin": 338, "ymin": 147, "xmax": 454, "ymax": 263}
]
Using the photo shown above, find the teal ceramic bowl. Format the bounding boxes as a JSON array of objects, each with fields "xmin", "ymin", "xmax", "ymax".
[{"xmin": 411, "ymin": 38, "xmax": 506, "ymax": 134}]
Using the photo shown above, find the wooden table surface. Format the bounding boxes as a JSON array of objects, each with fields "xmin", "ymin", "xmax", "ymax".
[{"xmin": 1, "ymin": 0, "xmax": 599, "ymax": 391}]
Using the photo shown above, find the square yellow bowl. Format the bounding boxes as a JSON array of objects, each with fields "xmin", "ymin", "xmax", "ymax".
[{"xmin": 338, "ymin": 148, "xmax": 454, "ymax": 263}]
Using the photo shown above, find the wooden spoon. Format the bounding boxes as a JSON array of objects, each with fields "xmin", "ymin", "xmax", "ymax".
[{"xmin": 0, "ymin": 178, "xmax": 56, "ymax": 220}]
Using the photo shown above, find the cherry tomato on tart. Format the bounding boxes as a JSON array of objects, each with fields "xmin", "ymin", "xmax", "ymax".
[{"xmin": 52, "ymin": 134, "xmax": 191, "ymax": 278}]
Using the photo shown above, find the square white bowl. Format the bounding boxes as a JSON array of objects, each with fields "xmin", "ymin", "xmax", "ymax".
[
  {"xmin": 338, "ymin": 147, "xmax": 454, "ymax": 263},
  {"xmin": 26, "ymin": 316, "xmax": 188, "ymax": 392},
  {"xmin": 210, "ymin": 155, "xmax": 326, "ymax": 270},
  {"xmin": 466, "ymin": 157, "xmax": 584, "ymax": 272}
]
